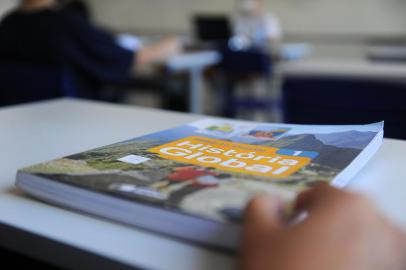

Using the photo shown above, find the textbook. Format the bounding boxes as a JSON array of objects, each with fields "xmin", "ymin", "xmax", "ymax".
[{"xmin": 16, "ymin": 118, "xmax": 384, "ymax": 250}]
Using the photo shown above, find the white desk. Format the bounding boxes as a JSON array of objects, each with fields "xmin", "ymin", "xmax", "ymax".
[
  {"xmin": 280, "ymin": 58, "xmax": 406, "ymax": 80},
  {"xmin": 142, "ymin": 45, "xmax": 310, "ymax": 115},
  {"xmin": 135, "ymin": 50, "xmax": 221, "ymax": 115},
  {"xmin": 1, "ymin": 99, "xmax": 405, "ymax": 270},
  {"xmin": 166, "ymin": 51, "xmax": 222, "ymax": 114}
]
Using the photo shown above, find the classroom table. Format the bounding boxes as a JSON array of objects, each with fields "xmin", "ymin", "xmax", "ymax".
[
  {"xmin": 165, "ymin": 50, "xmax": 221, "ymax": 114},
  {"xmin": 0, "ymin": 98, "xmax": 405, "ymax": 270},
  {"xmin": 279, "ymin": 58, "xmax": 406, "ymax": 79},
  {"xmin": 135, "ymin": 50, "xmax": 222, "ymax": 115},
  {"xmin": 271, "ymin": 58, "xmax": 406, "ymax": 123},
  {"xmin": 149, "ymin": 44, "xmax": 310, "ymax": 115}
]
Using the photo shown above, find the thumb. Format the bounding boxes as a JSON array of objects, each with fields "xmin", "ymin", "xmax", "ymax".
[
  {"xmin": 241, "ymin": 195, "xmax": 285, "ymax": 270},
  {"xmin": 295, "ymin": 183, "xmax": 342, "ymax": 214},
  {"xmin": 243, "ymin": 194, "xmax": 285, "ymax": 243}
]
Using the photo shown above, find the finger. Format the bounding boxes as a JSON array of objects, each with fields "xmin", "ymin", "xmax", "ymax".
[
  {"xmin": 294, "ymin": 183, "xmax": 341, "ymax": 213},
  {"xmin": 244, "ymin": 194, "xmax": 285, "ymax": 239},
  {"xmin": 294, "ymin": 183, "xmax": 325, "ymax": 210},
  {"xmin": 242, "ymin": 195, "xmax": 285, "ymax": 262}
]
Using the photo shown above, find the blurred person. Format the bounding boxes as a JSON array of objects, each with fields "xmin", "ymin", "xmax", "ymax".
[
  {"xmin": 59, "ymin": 1, "xmax": 144, "ymax": 56},
  {"xmin": 233, "ymin": 0, "xmax": 282, "ymax": 55},
  {"xmin": 0, "ymin": 0, "xmax": 181, "ymax": 98},
  {"xmin": 58, "ymin": 0, "xmax": 142, "ymax": 52},
  {"xmin": 58, "ymin": 0, "xmax": 91, "ymax": 21},
  {"xmin": 222, "ymin": 0, "xmax": 282, "ymax": 121},
  {"xmin": 241, "ymin": 184, "xmax": 406, "ymax": 270}
]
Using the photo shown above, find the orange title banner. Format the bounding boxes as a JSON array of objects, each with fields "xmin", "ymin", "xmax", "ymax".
[{"xmin": 148, "ymin": 136, "xmax": 311, "ymax": 178}]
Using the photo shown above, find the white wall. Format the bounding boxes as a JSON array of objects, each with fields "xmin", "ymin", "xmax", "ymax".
[
  {"xmin": 1, "ymin": 0, "xmax": 405, "ymax": 37},
  {"xmin": 0, "ymin": 0, "xmax": 17, "ymax": 18},
  {"xmin": 87, "ymin": 0, "xmax": 406, "ymax": 37}
]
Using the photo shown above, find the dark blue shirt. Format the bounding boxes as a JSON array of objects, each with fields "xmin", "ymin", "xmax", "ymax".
[{"xmin": 0, "ymin": 8, "xmax": 134, "ymax": 97}]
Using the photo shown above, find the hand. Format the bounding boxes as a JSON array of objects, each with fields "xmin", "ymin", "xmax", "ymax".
[
  {"xmin": 158, "ymin": 36, "xmax": 182, "ymax": 57},
  {"xmin": 241, "ymin": 184, "xmax": 406, "ymax": 270},
  {"xmin": 136, "ymin": 36, "xmax": 182, "ymax": 66}
]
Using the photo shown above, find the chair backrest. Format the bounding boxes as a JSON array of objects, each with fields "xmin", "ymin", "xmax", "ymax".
[
  {"xmin": 193, "ymin": 15, "xmax": 232, "ymax": 43},
  {"xmin": 0, "ymin": 62, "xmax": 75, "ymax": 106},
  {"xmin": 282, "ymin": 75, "xmax": 406, "ymax": 139},
  {"xmin": 219, "ymin": 47, "xmax": 272, "ymax": 75}
]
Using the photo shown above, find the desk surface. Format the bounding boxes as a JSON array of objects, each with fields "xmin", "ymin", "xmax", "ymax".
[
  {"xmin": 280, "ymin": 58, "xmax": 406, "ymax": 79},
  {"xmin": 1, "ymin": 99, "xmax": 406, "ymax": 270}
]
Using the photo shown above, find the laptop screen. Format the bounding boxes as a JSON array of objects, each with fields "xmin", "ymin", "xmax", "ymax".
[{"xmin": 194, "ymin": 15, "xmax": 232, "ymax": 42}]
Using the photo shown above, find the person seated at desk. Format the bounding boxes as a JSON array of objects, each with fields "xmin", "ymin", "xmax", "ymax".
[
  {"xmin": 241, "ymin": 184, "xmax": 406, "ymax": 270},
  {"xmin": 233, "ymin": 0, "xmax": 282, "ymax": 56},
  {"xmin": 0, "ymin": 0, "xmax": 181, "ymax": 99},
  {"xmin": 58, "ymin": 0, "xmax": 91, "ymax": 21}
]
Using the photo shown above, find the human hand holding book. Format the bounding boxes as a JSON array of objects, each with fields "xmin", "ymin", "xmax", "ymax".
[{"xmin": 241, "ymin": 184, "xmax": 406, "ymax": 270}]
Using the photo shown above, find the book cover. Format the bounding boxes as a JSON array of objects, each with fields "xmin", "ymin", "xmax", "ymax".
[{"xmin": 18, "ymin": 119, "xmax": 383, "ymax": 223}]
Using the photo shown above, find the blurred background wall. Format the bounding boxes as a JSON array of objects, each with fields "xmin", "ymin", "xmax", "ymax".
[
  {"xmin": 85, "ymin": 0, "xmax": 406, "ymax": 38},
  {"xmin": 1, "ymin": 0, "xmax": 406, "ymax": 38},
  {"xmin": 0, "ymin": 0, "xmax": 15, "ymax": 16}
]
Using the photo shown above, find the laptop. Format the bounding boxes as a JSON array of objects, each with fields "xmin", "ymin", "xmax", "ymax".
[{"xmin": 192, "ymin": 15, "xmax": 232, "ymax": 48}]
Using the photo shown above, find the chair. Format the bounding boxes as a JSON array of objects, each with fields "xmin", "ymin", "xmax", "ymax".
[
  {"xmin": 282, "ymin": 75, "xmax": 406, "ymax": 139},
  {"xmin": 217, "ymin": 46, "xmax": 273, "ymax": 118},
  {"xmin": 0, "ymin": 62, "xmax": 76, "ymax": 107}
]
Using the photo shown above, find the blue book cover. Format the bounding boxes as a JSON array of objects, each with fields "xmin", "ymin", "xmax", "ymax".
[{"xmin": 18, "ymin": 119, "xmax": 384, "ymax": 223}]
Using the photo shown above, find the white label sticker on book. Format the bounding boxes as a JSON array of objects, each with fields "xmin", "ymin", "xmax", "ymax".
[{"xmin": 117, "ymin": 155, "xmax": 150, "ymax": 165}]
